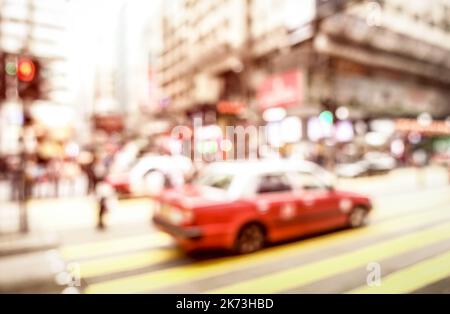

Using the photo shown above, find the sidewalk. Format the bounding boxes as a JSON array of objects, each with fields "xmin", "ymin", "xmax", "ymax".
[
  {"xmin": 1, "ymin": 196, "xmax": 156, "ymax": 250},
  {"xmin": 0, "ymin": 196, "xmax": 154, "ymax": 293},
  {"xmin": 0, "ymin": 249, "xmax": 64, "ymax": 293},
  {"xmin": 0, "ymin": 231, "xmax": 60, "ymax": 257},
  {"xmin": 0, "ymin": 225, "xmax": 62, "ymax": 293}
]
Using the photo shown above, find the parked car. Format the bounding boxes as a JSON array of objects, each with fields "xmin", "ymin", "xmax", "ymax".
[
  {"xmin": 335, "ymin": 160, "xmax": 369, "ymax": 178},
  {"xmin": 335, "ymin": 152, "xmax": 396, "ymax": 178},
  {"xmin": 106, "ymin": 154, "xmax": 194, "ymax": 197},
  {"xmin": 153, "ymin": 160, "xmax": 372, "ymax": 254}
]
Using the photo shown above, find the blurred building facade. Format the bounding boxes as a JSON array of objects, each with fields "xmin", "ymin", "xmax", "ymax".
[
  {"xmin": 157, "ymin": 0, "xmax": 450, "ymax": 125},
  {"xmin": 313, "ymin": 0, "xmax": 450, "ymax": 119}
]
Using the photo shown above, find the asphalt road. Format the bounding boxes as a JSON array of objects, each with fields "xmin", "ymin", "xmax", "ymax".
[
  {"xmin": 2, "ymin": 167, "xmax": 450, "ymax": 294},
  {"xmin": 55, "ymin": 169, "xmax": 450, "ymax": 294}
]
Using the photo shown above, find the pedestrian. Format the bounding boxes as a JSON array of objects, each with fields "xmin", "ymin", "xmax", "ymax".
[
  {"xmin": 95, "ymin": 181, "xmax": 117, "ymax": 230},
  {"xmin": 97, "ymin": 194, "xmax": 108, "ymax": 230},
  {"xmin": 8, "ymin": 157, "xmax": 22, "ymax": 201},
  {"xmin": 78, "ymin": 151, "xmax": 97, "ymax": 195},
  {"xmin": 88, "ymin": 156, "xmax": 99, "ymax": 194}
]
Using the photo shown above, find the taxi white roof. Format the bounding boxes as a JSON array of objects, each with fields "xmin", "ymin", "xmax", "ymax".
[{"xmin": 201, "ymin": 159, "xmax": 326, "ymax": 176}]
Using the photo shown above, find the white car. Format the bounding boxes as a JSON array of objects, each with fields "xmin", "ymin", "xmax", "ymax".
[
  {"xmin": 335, "ymin": 152, "xmax": 396, "ymax": 178},
  {"xmin": 364, "ymin": 152, "xmax": 397, "ymax": 172},
  {"xmin": 106, "ymin": 154, "xmax": 194, "ymax": 197},
  {"xmin": 335, "ymin": 161, "xmax": 369, "ymax": 178}
]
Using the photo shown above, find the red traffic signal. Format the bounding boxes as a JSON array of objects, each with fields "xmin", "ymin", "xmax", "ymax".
[
  {"xmin": 17, "ymin": 57, "xmax": 43, "ymax": 100},
  {"xmin": 17, "ymin": 58, "xmax": 36, "ymax": 82}
]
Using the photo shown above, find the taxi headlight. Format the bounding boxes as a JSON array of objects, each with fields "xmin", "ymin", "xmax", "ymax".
[
  {"xmin": 169, "ymin": 209, "xmax": 184, "ymax": 225},
  {"xmin": 169, "ymin": 208, "xmax": 194, "ymax": 226},
  {"xmin": 153, "ymin": 202, "xmax": 161, "ymax": 215},
  {"xmin": 183, "ymin": 209, "xmax": 194, "ymax": 225}
]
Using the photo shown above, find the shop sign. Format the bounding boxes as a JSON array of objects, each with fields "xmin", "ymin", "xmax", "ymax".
[
  {"xmin": 335, "ymin": 75, "xmax": 450, "ymax": 116},
  {"xmin": 257, "ymin": 71, "xmax": 303, "ymax": 110},
  {"xmin": 396, "ymin": 119, "xmax": 450, "ymax": 136},
  {"xmin": 93, "ymin": 114, "xmax": 124, "ymax": 133},
  {"xmin": 217, "ymin": 101, "xmax": 245, "ymax": 115}
]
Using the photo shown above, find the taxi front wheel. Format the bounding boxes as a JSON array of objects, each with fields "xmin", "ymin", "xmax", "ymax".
[
  {"xmin": 234, "ymin": 224, "xmax": 265, "ymax": 255},
  {"xmin": 349, "ymin": 207, "xmax": 369, "ymax": 228}
]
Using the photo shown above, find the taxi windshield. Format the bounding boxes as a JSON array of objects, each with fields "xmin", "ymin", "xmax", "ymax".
[{"xmin": 195, "ymin": 172, "xmax": 234, "ymax": 190}]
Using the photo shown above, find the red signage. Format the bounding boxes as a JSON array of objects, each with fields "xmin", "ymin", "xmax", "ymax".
[
  {"xmin": 257, "ymin": 71, "xmax": 303, "ymax": 110},
  {"xmin": 17, "ymin": 58, "xmax": 36, "ymax": 82},
  {"xmin": 396, "ymin": 119, "xmax": 450, "ymax": 136},
  {"xmin": 217, "ymin": 101, "xmax": 245, "ymax": 115},
  {"xmin": 93, "ymin": 114, "xmax": 124, "ymax": 134}
]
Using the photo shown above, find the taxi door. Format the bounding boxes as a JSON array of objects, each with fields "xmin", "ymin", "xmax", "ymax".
[
  {"xmin": 253, "ymin": 173, "xmax": 305, "ymax": 242},
  {"xmin": 289, "ymin": 171, "xmax": 345, "ymax": 235}
]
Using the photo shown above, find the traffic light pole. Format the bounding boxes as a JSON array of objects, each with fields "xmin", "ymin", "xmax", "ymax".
[
  {"xmin": 18, "ymin": 71, "xmax": 29, "ymax": 234},
  {"xmin": 0, "ymin": 41, "xmax": 30, "ymax": 234},
  {"xmin": 1, "ymin": 0, "xmax": 48, "ymax": 234},
  {"xmin": 17, "ymin": 0, "xmax": 35, "ymax": 234},
  {"xmin": 19, "ymin": 133, "xmax": 29, "ymax": 233}
]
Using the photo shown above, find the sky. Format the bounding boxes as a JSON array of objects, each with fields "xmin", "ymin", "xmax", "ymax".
[{"xmin": 65, "ymin": 0, "xmax": 162, "ymax": 112}]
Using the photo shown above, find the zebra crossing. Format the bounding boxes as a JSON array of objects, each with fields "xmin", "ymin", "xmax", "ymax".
[{"xmin": 58, "ymin": 186, "xmax": 450, "ymax": 294}]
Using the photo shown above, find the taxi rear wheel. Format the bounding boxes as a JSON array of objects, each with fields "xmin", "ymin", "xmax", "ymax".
[
  {"xmin": 349, "ymin": 207, "xmax": 368, "ymax": 228},
  {"xmin": 234, "ymin": 224, "xmax": 265, "ymax": 255}
]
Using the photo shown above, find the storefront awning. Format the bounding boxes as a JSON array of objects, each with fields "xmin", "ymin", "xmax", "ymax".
[{"xmin": 396, "ymin": 119, "xmax": 450, "ymax": 136}]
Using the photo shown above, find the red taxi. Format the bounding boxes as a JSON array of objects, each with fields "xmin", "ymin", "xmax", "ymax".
[{"xmin": 153, "ymin": 160, "xmax": 372, "ymax": 254}]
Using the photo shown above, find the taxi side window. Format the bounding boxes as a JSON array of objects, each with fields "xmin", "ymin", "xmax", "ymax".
[
  {"xmin": 257, "ymin": 174, "xmax": 292, "ymax": 194},
  {"xmin": 289, "ymin": 171, "xmax": 326, "ymax": 191}
]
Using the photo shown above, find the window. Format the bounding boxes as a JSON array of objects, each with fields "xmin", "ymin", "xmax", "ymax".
[
  {"xmin": 196, "ymin": 173, "xmax": 234, "ymax": 190},
  {"xmin": 289, "ymin": 172, "xmax": 327, "ymax": 191},
  {"xmin": 257, "ymin": 174, "xmax": 292, "ymax": 194}
]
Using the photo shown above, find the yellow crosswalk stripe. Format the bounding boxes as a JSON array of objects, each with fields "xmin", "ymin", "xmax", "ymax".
[
  {"xmin": 349, "ymin": 250, "xmax": 450, "ymax": 294},
  {"xmin": 85, "ymin": 204, "xmax": 450, "ymax": 293},
  {"xmin": 60, "ymin": 232, "xmax": 173, "ymax": 261},
  {"xmin": 208, "ymin": 222, "xmax": 450, "ymax": 294},
  {"xmin": 78, "ymin": 248, "xmax": 182, "ymax": 279}
]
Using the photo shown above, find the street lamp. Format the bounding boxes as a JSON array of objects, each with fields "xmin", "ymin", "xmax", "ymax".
[
  {"xmin": 319, "ymin": 110, "xmax": 334, "ymax": 126},
  {"xmin": 336, "ymin": 106, "xmax": 350, "ymax": 121},
  {"xmin": 417, "ymin": 112, "xmax": 432, "ymax": 128}
]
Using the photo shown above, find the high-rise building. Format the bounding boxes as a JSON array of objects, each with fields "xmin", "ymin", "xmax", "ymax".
[{"xmin": 157, "ymin": 0, "xmax": 450, "ymax": 121}]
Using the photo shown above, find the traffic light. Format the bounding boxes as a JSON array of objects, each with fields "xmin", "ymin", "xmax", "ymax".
[
  {"xmin": 17, "ymin": 58, "xmax": 36, "ymax": 82},
  {"xmin": 17, "ymin": 56, "xmax": 43, "ymax": 101},
  {"xmin": 319, "ymin": 110, "xmax": 334, "ymax": 125},
  {"xmin": 0, "ymin": 53, "xmax": 6, "ymax": 102},
  {"xmin": 320, "ymin": 98, "xmax": 337, "ymax": 125}
]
